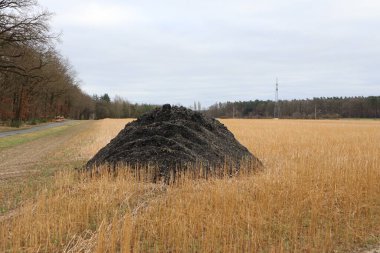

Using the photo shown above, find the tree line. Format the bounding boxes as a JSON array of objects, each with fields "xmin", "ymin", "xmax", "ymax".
[
  {"xmin": 205, "ymin": 96, "xmax": 380, "ymax": 119},
  {"xmin": 92, "ymin": 94, "xmax": 157, "ymax": 119},
  {"xmin": 0, "ymin": 0, "xmax": 95, "ymax": 126},
  {"xmin": 0, "ymin": 1, "xmax": 157, "ymax": 126}
]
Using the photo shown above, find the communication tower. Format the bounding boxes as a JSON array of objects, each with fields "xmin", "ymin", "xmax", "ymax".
[{"xmin": 274, "ymin": 78, "xmax": 280, "ymax": 118}]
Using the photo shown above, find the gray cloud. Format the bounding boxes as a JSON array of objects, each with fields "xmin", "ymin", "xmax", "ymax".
[{"xmin": 39, "ymin": 0, "xmax": 380, "ymax": 106}]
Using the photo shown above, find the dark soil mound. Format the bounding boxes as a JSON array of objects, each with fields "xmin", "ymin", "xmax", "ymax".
[{"xmin": 86, "ymin": 104, "xmax": 261, "ymax": 178}]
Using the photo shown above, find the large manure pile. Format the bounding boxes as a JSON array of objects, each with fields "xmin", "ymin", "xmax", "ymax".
[{"xmin": 86, "ymin": 104, "xmax": 261, "ymax": 178}]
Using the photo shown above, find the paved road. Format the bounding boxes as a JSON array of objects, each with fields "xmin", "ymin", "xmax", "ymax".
[{"xmin": 0, "ymin": 120, "xmax": 74, "ymax": 138}]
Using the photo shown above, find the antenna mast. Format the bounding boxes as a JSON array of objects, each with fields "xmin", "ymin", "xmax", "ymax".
[{"xmin": 274, "ymin": 78, "xmax": 279, "ymax": 118}]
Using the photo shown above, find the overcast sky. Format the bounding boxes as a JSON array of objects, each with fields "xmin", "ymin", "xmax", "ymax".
[{"xmin": 39, "ymin": 0, "xmax": 380, "ymax": 106}]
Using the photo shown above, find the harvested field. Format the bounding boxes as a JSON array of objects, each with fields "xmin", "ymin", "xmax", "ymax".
[
  {"xmin": 0, "ymin": 119, "xmax": 379, "ymax": 252},
  {"xmin": 0, "ymin": 122, "xmax": 83, "ymax": 179}
]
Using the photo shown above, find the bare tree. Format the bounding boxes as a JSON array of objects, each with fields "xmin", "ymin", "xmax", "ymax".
[
  {"xmin": 0, "ymin": 0, "xmax": 55, "ymax": 75},
  {"xmin": 0, "ymin": 1, "xmax": 97, "ymax": 125},
  {"xmin": 9, "ymin": 46, "xmax": 48, "ymax": 125}
]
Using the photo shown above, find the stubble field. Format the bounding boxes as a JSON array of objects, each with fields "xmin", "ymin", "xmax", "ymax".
[{"xmin": 0, "ymin": 119, "xmax": 379, "ymax": 252}]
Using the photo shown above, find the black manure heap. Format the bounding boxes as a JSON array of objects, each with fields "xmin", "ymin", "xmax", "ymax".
[{"xmin": 86, "ymin": 104, "xmax": 262, "ymax": 179}]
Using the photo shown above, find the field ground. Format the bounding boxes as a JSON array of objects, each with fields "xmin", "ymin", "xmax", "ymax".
[
  {"xmin": 0, "ymin": 119, "xmax": 379, "ymax": 252},
  {"xmin": 0, "ymin": 121, "xmax": 91, "ymax": 214}
]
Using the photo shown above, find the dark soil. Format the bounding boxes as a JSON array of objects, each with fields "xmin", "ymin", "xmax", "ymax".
[{"xmin": 86, "ymin": 104, "xmax": 262, "ymax": 179}]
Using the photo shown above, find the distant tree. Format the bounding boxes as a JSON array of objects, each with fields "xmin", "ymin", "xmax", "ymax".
[
  {"xmin": 93, "ymin": 93, "xmax": 111, "ymax": 119},
  {"xmin": 100, "ymin": 93, "xmax": 110, "ymax": 103}
]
